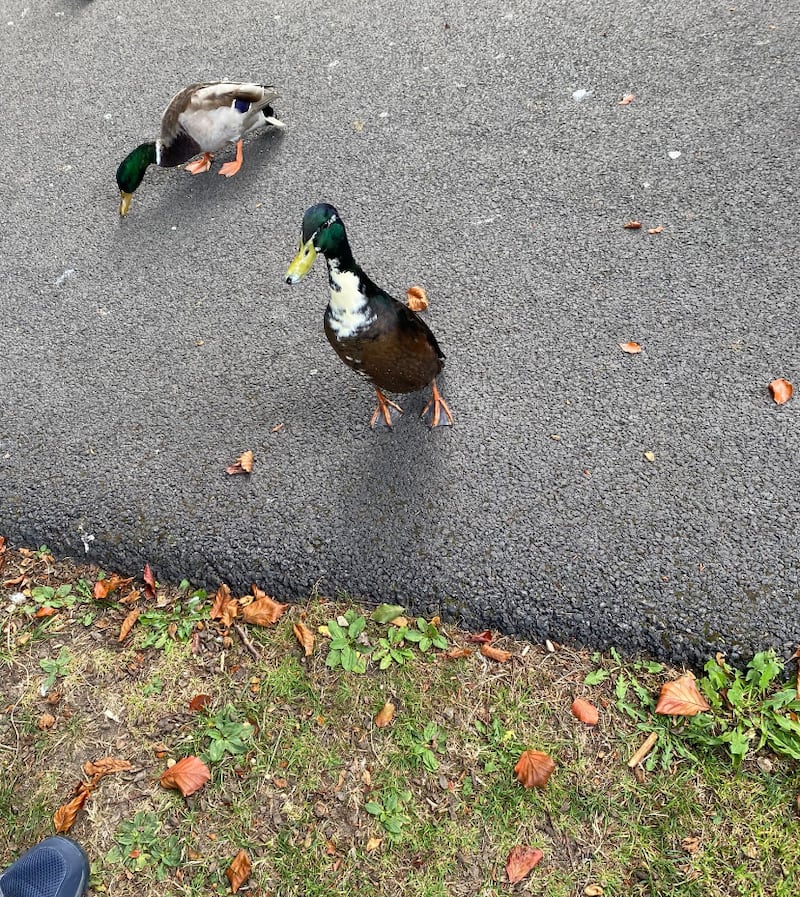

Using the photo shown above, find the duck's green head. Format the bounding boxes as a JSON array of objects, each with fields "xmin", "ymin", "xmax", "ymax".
[
  {"xmin": 116, "ymin": 142, "xmax": 157, "ymax": 216},
  {"xmin": 285, "ymin": 202, "xmax": 347, "ymax": 284}
]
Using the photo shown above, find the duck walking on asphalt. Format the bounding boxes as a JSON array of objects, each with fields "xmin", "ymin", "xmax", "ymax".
[
  {"xmin": 115, "ymin": 82, "xmax": 284, "ymax": 216},
  {"xmin": 285, "ymin": 202, "xmax": 453, "ymax": 429}
]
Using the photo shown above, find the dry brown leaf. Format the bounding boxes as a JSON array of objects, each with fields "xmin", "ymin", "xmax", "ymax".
[
  {"xmin": 480, "ymin": 644, "xmax": 511, "ymax": 663},
  {"xmin": 618, "ymin": 93, "xmax": 635, "ymax": 105},
  {"xmin": 83, "ymin": 757, "xmax": 132, "ymax": 779},
  {"xmin": 506, "ymin": 846, "xmax": 543, "ymax": 884},
  {"xmin": 143, "ymin": 563, "xmax": 156, "ymax": 598},
  {"xmin": 225, "ymin": 849, "xmax": 251, "ymax": 893},
  {"xmin": 210, "ymin": 584, "xmax": 233, "ymax": 619},
  {"xmin": 53, "ymin": 786, "xmax": 91, "ymax": 833},
  {"xmin": 682, "ymin": 835, "xmax": 702, "ymax": 854},
  {"xmin": 119, "ymin": 588, "xmax": 141, "ymax": 606},
  {"xmin": 514, "ymin": 750, "xmax": 555, "ymax": 789},
  {"xmin": 34, "ymin": 606, "xmax": 57, "ymax": 618},
  {"xmin": 374, "ymin": 701, "xmax": 396, "ymax": 728},
  {"xmin": 655, "ymin": 674, "xmax": 710, "ymax": 717},
  {"xmin": 93, "ymin": 574, "xmax": 134, "ymax": 600},
  {"xmin": 38, "ymin": 713, "xmax": 55, "ymax": 730},
  {"xmin": 365, "ymin": 836, "xmax": 382, "ymax": 852},
  {"xmin": 241, "ymin": 595, "xmax": 288, "ymax": 627},
  {"xmin": 188, "ymin": 694, "xmax": 212, "ymax": 713},
  {"xmin": 571, "ymin": 698, "xmax": 600, "ymax": 726},
  {"xmin": 406, "ymin": 285, "xmax": 429, "ymax": 312},
  {"xmin": 619, "ymin": 340, "xmax": 642, "ymax": 354},
  {"xmin": 293, "ymin": 622, "xmax": 314, "ymax": 656},
  {"xmin": 118, "ymin": 607, "xmax": 141, "ymax": 642},
  {"xmin": 769, "ymin": 378, "xmax": 793, "ymax": 405},
  {"xmin": 465, "ymin": 629, "xmax": 493, "ymax": 644},
  {"xmin": 160, "ymin": 756, "xmax": 211, "ymax": 797},
  {"xmin": 647, "ymin": 225, "xmax": 664, "ymax": 234},
  {"xmin": 623, "ymin": 220, "xmax": 642, "ymax": 229},
  {"xmin": 445, "ymin": 646, "xmax": 472, "ymax": 660},
  {"xmin": 226, "ymin": 450, "xmax": 254, "ymax": 475}
]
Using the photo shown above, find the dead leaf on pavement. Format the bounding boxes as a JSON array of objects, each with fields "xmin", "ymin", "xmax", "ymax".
[
  {"xmin": 647, "ymin": 225, "xmax": 664, "ymax": 234},
  {"xmin": 618, "ymin": 93, "xmax": 635, "ymax": 105},
  {"xmin": 118, "ymin": 608, "xmax": 141, "ymax": 642},
  {"xmin": 619, "ymin": 341, "xmax": 642, "ymax": 354},
  {"xmin": 514, "ymin": 750, "xmax": 555, "ymax": 789},
  {"xmin": 769, "ymin": 378, "xmax": 793, "ymax": 405},
  {"xmin": 225, "ymin": 849, "xmax": 251, "ymax": 893},
  {"xmin": 375, "ymin": 701, "xmax": 396, "ymax": 728},
  {"xmin": 623, "ymin": 220, "xmax": 642, "ymax": 229},
  {"xmin": 406, "ymin": 285, "xmax": 429, "ymax": 311},
  {"xmin": 480, "ymin": 644, "xmax": 511, "ymax": 663},
  {"xmin": 293, "ymin": 622, "xmax": 314, "ymax": 656},
  {"xmin": 241, "ymin": 595, "xmax": 288, "ymax": 627},
  {"xmin": 506, "ymin": 845, "xmax": 543, "ymax": 884},
  {"xmin": 53, "ymin": 785, "xmax": 91, "ymax": 833},
  {"xmin": 143, "ymin": 563, "xmax": 157, "ymax": 598},
  {"xmin": 160, "ymin": 756, "xmax": 211, "ymax": 797},
  {"xmin": 571, "ymin": 698, "xmax": 600, "ymax": 725},
  {"xmin": 226, "ymin": 450, "xmax": 254, "ymax": 475},
  {"xmin": 655, "ymin": 673, "xmax": 710, "ymax": 717}
]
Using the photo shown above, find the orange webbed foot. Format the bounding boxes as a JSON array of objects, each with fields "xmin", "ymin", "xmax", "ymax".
[
  {"xmin": 219, "ymin": 139, "xmax": 244, "ymax": 177},
  {"xmin": 184, "ymin": 153, "xmax": 213, "ymax": 174},
  {"xmin": 370, "ymin": 388, "xmax": 404, "ymax": 429},
  {"xmin": 421, "ymin": 379, "xmax": 454, "ymax": 428}
]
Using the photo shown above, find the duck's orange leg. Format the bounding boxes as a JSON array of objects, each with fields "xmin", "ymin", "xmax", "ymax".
[
  {"xmin": 184, "ymin": 152, "xmax": 213, "ymax": 174},
  {"xmin": 219, "ymin": 139, "xmax": 244, "ymax": 177},
  {"xmin": 421, "ymin": 379, "xmax": 454, "ymax": 428},
  {"xmin": 369, "ymin": 388, "xmax": 404, "ymax": 429}
]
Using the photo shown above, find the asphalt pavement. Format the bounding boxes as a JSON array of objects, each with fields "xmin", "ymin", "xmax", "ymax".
[{"xmin": 1, "ymin": 0, "xmax": 798, "ymax": 667}]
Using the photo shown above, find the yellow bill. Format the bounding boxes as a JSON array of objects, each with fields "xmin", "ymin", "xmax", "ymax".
[
  {"xmin": 285, "ymin": 237, "xmax": 317, "ymax": 284},
  {"xmin": 119, "ymin": 191, "xmax": 133, "ymax": 217}
]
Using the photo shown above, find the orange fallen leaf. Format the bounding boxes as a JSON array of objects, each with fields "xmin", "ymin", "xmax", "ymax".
[
  {"xmin": 406, "ymin": 285, "xmax": 429, "ymax": 312},
  {"xmin": 241, "ymin": 595, "xmax": 288, "ymax": 627},
  {"xmin": 34, "ymin": 606, "xmax": 57, "ymax": 618},
  {"xmin": 38, "ymin": 713, "xmax": 55, "ymax": 730},
  {"xmin": 445, "ymin": 646, "xmax": 472, "ymax": 660},
  {"xmin": 53, "ymin": 785, "xmax": 91, "ymax": 833},
  {"xmin": 160, "ymin": 756, "xmax": 211, "ymax": 797},
  {"xmin": 647, "ymin": 225, "xmax": 664, "ymax": 234},
  {"xmin": 293, "ymin": 622, "xmax": 314, "ymax": 656},
  {"xmin": 210, "ymin": 584, "xmax": 233, "ymax": 619},
  {"xmin": 623, "ymin": 220, "xmax": 642, "ymax": 229},
  {"xmin": 514, "ymin": 750, "xmax": 556, "ymax": 789},
  {"xmin": 480, "ymin": 644, "xmax": 511, "ymax": 663},
  {"xmin": 506, "ymin": 845, "xmax": 543, "ymax": 884},
  {"xmin": 118, "ymin": 607, "xmax": 140, "ymax": 642},
  {"xmin": 94, "ymin": 574, "xmax": 134, "ymax": 600},
  {"xmin": 619, "ymin": 340, "xmax": 642, "ymax": 354},
  {"xmin": 618, "ymin": 93, "xmax": 635, "ymax": 105},
  {"xmin": 226, "ymin": 450, "xmax": 254, "ymax": 475},
  {"xmin": 769, "ymin": 378, "xmax": 793, "ymax": 405},
  {"xmin": 143, "ymin": 563, "xmax": 156, "ymax": 598},
  {"xmin": 83, "ymin": 757, "xmax": 132, "ymax": 779},
  {"xmin": 655, "ymin": 673, "xmax": 710, "ymax": 717},
  {"xmin": 188, "ymin": 694, "xmax": 212, "ymax": 713},
  {"xmin": 571, "ymin": 698, "xmax": 600, "ymax": 725},
  {"xmin": 225, "ymin": 849, "xmax": 251, "ymax": 893},
  {"xmin": 365, "ymin": 836, "xmax": 382, "ymax": 852},
  {"xmin": 374, "ymin": 701, "xmax": 396, "ymax": 728}
]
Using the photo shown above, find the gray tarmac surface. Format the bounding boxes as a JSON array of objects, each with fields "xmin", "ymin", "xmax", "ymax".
[{"xmin": 1, "ymin": 0, "xmax": 798, "ymax": 667}]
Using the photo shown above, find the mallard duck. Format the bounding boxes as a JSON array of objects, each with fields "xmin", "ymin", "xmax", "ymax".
[
  {"xmin": 285, "ymin": 203, "xmax": 453, "ymax": 429},
  {"xmin": 115, "ymin": 82, "xmax": 283, "ymax": 216}
]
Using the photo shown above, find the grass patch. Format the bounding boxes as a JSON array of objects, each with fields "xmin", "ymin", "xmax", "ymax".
[{"xmin": 0, "ymin": 543, "xmax": 798, "ymax": 896}]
